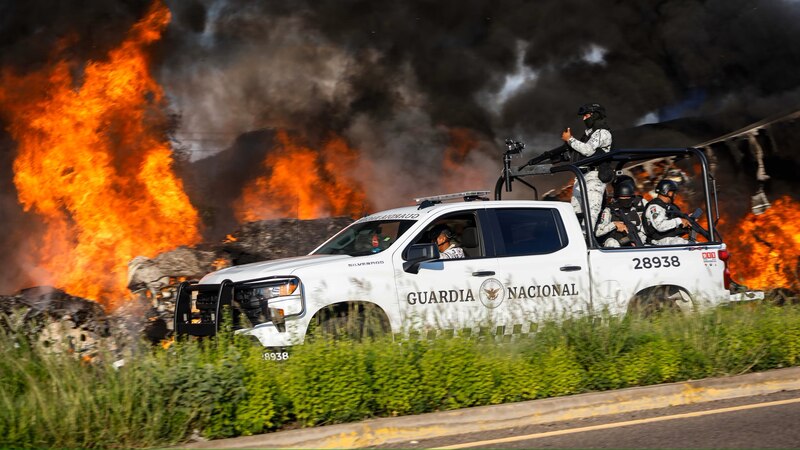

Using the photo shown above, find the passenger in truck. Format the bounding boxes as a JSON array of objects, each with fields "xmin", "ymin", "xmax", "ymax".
[
  {"xmin": 643, "ymin": 179, "xmax": 692, "ymax": 245},
  {"xmin": 596, "ymin": 177, "xmax": 647, "ymax": 247}
]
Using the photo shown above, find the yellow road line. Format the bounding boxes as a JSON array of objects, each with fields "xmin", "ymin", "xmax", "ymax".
[{"xmin": 436, "ymin": 396, "xmax": 800, "ymax": 449}]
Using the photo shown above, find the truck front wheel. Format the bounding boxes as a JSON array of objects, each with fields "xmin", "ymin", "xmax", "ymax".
[{"xmin": 308, "ymin": 302, "xmax": 390, "ymax": 341}]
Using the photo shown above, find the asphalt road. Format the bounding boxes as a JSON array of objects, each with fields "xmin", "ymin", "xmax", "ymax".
[{"xmin": 378, "ymin": 390, "xmax": 800, "ymax": 449}]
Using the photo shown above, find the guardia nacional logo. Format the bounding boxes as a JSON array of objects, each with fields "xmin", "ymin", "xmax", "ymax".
[{"xmin": 479, "ymin": 278, "xmax": 505, "ymax": 309}]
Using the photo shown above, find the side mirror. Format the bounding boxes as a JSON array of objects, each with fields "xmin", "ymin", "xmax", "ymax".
[{"xmin": 403, "ymin": 243, "xmax": 440, "ymax": 274}]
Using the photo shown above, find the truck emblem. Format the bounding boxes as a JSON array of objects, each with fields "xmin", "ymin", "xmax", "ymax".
[{"xmin": 479, "ymin": 278, "xmax": 505, "ymax": 309}]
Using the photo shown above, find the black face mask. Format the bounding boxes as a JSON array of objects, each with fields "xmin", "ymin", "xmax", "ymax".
[
  {"xmin": 584, "ymin": 114, "xmax": 596, "ymax": 129},
  {"xmin": 617, "ymin": 197, "xmax": 633, "ymax": 208}
]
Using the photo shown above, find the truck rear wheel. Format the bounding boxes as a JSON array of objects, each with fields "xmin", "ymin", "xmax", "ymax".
[{"xmin": 628, "ymin": 286, "xmax": 693, "ymax": 318}]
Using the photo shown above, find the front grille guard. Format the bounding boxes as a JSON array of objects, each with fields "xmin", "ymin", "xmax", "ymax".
[{"xmin": 174, "ymin": 277, "xmax": 300, "ymax": 337}]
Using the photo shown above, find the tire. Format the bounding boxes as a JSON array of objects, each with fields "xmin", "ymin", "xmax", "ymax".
[
  {"xmin": 766, "ymin": 288, "xmax": 798, "ymax": 306},
  {"xmin": 628, "ymin": 286, "xmax": 692, "ymax": 318},
  {"xmin": 310, "ymin": 303, "xmax": 389, "ymax": 341}
]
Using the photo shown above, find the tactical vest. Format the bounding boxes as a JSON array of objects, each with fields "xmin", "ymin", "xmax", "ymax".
[
  {"xmin": 642, "ymin": 197, "xmax": 685, "ymax": 242},
  {"xmin": 567, "ymin": 128, "xmax": 610, "ymax": 164},
  {"xmin": 605, "ymin": 202, "xmax": 642, "ymax": 245},
  {"xmin": 568, "ymin": 128, "xmax": 614, "ymax": 182}
]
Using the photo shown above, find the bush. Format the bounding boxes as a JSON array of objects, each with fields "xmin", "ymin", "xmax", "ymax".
[
  {"xmin": 282, "ymin": 337, "xmax": 373, "ymax": 425},
  {"xmin": 2, "ymin": 303, "xmax": 800, "ymax": 448}
]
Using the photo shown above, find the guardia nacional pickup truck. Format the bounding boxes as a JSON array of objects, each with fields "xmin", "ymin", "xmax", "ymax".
[{"xmin": 174, "ymin": 147, "xmax": 762, "ymax": 348}]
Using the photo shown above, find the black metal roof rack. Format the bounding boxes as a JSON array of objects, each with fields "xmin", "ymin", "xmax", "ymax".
[{"xmin": 494, "ymin": 146, "xmax": 718, "ymax": 247}]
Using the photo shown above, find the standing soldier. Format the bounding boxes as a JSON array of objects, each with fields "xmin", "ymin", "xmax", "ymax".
[
  {"xmin": 561, "ymin": 103, "xmax": 613, "ymax": 230},
  {"xmin": 596, "ymin": 177, "xmax": 646, "ymax": 247},
  {"xmin": 643, "ymin": 179, "xmax": 691, "ymax": 245}
]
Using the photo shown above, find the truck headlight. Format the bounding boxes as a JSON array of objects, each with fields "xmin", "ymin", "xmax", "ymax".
[{"xmin": 234, "ymin": 277, "xmax": 302, "ymax": 328}]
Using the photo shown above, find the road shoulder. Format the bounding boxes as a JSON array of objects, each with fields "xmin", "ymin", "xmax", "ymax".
[{"xmin": 179, "ymin": 366, "xmax": 800, "ymax": 449}]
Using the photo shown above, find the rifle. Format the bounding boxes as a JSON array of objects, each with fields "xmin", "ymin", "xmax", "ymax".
[
  {"xmin": 498, "ymin": 139, "xmax": 570, "ymax": 198},
  {"xmin": 518, "ymin": 143, "xmax": 569, "ymax": 170},
  {"xmin": 616, "ymin": 210, "xmax": 645, "ymax": 247},
  {"xmin": 667, "ymin": 207, "xmax": 711, "ymax": 242},
  {"xmin": 600, "ymin": 200, "xmax": 644, "ymax": 247}
]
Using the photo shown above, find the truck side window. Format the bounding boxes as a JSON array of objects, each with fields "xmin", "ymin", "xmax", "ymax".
[
  {"xmin": 405, "ymin": 211, "xmax": 483, "ymax": 259},
  {"xmin": 493, "ymin": 208, "xmax": 568, "ymax": 256}
]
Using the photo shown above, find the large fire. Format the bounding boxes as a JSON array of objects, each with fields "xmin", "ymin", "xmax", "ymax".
[
  {"xmin": 725, "ymin": 196, "xmax": 800, "ymax": 291},
  {"xmin": 0, "ymin": 1, "xmax": 200, "ymax": 308},
  {"xmin": 442, "ymin": 128, "xmax": 487, "ymax": 193},
  {"xmin": 234, "ymin": 130, "xmax": 370, "ymax": 221}
]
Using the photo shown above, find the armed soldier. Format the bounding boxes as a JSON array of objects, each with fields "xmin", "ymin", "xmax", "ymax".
[
  {"xmin": 642, "ymin": 179, "xmax": 692, "ymax": 245},
  {"xmin": 561, "ymin": 103, "xmax": 613, "ymax": 230},
  {"xmin": 595, "ymin": 177, "xmax": 646, "ymax": 247}
]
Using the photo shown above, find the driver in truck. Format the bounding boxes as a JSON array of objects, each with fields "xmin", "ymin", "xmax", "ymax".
[{"xmin": 433, "ymin": 225, "xmax": 465, "ymax": 259}]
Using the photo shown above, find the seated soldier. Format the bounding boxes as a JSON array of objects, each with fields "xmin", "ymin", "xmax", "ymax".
[
  {"xmin": 595, "ymin": 177, "xmax": 646, "ymax": 247},
  {"xmin": 642, "ymin": 179, "xmax": 691, "ymax": 245},
  {"xmin": 433, "ymin": 225, "xmax": 465, "ymax": 259}
]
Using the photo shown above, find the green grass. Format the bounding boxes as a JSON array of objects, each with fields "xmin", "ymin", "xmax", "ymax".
[{"xmin": 2, "ymin": 302, "xmax": 800, "ymax": 448}]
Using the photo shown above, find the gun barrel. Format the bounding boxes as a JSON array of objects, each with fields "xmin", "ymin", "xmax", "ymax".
[{"xmin": 667, "ymin": 208, "xmax": 711, "ymax": 241}]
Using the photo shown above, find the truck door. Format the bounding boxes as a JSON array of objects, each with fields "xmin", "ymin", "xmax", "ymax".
[
  {"xmin": 392, "ymin": 209, "xmax": 498, "ymax": 334},
  {"xmin": 487, "ymin": 207, "xmax": 591, "ymax": 330}
]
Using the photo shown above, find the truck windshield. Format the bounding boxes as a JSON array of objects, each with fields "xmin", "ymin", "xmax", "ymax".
[{"xmin": 313, "ymin": 220, "xmax": 416, "ymax": 256}]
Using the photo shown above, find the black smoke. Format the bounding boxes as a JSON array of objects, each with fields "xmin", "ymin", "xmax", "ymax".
[
  {"xmin": 160, "ymin": 0, "xmax": 800, "ymax": 134},
  {"xmin": 0, "ymin": 0, "xmax": 151, "ymax": 72},
  {"xmin": 156, "ymin": 0, "xmax": 800, "ymax": 219},
  {"xmin": 2, "ymin": 0, "xmax": 800, "ymax": 293}
]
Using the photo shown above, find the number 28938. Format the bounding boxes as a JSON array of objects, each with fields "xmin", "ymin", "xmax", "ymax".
[{"xmin": 633, "ymin": 256, "xmax": 680, "ymax": 269}]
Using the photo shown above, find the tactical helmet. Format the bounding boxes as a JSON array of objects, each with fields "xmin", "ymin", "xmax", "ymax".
[
  {"xmin": 577, "ymin": 103, "xmax": 606, "ymax": 117},
  {"xmin": 614, "ymin": 175, "xmax": 635, "ymax": 188},
  {"xmin": 613, "ymin": 179, "xmax": 636, "ymax": 198},
  {"xmin": 655, "ymin": 179, "xmax": 679, "ymax": 196}
]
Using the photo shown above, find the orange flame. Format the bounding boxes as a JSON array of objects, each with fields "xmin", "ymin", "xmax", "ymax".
[
  {"xmin": 442, "ymin": 128, "xmax": 485, "ymax": 193},
  {"xmin": 725, "ymin": 196, "xmax": 800, "ymax": 290},
  {"xmin": 235, "ymin": 130, "xmax": 369, "ymax": 221},
  {"xmin": 212, "ymin": 258, "xmax": 231, "ymax": 271},
  {"xmin": 0, "ymin": 1, "xmax": 200, "ymax": 308}
]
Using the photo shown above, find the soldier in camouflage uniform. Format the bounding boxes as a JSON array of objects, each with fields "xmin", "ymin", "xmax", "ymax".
[
  {"xmin": 561, "ymin": 103, "xmax": 612, "ymax": 231},
  {"xmin": 596, "ymin": 177, "xmax": 647, "ymax": 247},
  {"xmin": 643, "ymin": 179, "xmax": 691, "ymax": 245}
]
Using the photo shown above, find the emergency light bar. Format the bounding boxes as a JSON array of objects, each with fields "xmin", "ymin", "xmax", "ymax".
[{"xmin": 414, "ymin": 190, "xmax": 490, "ymax": 205}]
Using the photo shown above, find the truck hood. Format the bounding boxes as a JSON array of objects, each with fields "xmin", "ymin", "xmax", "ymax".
[{"xmin": 200, "ymin": 254, "xmax": 353, "ymax": 284}]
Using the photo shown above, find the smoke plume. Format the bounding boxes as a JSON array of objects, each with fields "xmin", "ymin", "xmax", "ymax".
[
  {"xmin": 2, "ymin": 0, "xmax": 800, "ymax": 295},
  {"xmin": 157, "ymin": 0, "xmax": 800, "ymax": 212}
]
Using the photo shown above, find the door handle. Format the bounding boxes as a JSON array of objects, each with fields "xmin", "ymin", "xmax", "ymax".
[
  {"xmin": 472, "ymin": 271, "xmax": 495, "ymax": 277},
  {"xmin": 560, "ymin": 265, "xmax": 582, "ymax": 272}
]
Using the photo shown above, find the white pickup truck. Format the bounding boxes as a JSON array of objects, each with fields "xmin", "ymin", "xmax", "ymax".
[{"xmin": 174, "ymin": 148, "xmax": 762, "ymax": 347}]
